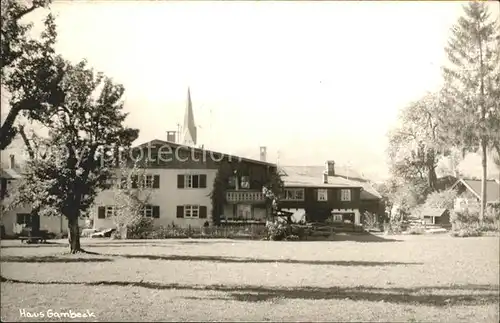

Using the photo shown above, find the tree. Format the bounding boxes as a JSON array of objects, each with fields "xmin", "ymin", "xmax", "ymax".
[
  {"xmin": 388, "ymin": 91, "xmax": 452, "ymax": 192},
  {"xmin": 108, "ymin": 158, "xmax": 153, "ymax": 239},
  {"xmin": 442, "ymin": 1, "xmax": 500, "ymax": 223},
  {"xmin": 1, "ymin": 0, "xmax": 64, "ymax": 150},
  {"xmin": 10, "ymin": 59, "xmax": 139, "ymax": 253},
  {"xmin": 422, "ymin": 189, "xmax": 459, "ymax": 210}
]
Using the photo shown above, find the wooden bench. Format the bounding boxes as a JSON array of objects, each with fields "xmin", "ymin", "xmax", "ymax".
[
  {"xmin": 18, "ymin": 228, "xmax": 49, "ymax": 244},
  {"xmin": 19, "ymin": 236, "xmax": 47, "ymax": 244}
]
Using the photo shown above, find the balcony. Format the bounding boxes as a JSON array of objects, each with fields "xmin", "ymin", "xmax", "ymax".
[{"xmin": 226, "ymin": 190, "xmax": 266, "ymax": 204}]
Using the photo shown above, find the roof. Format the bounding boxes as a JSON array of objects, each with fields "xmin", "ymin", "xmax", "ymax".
[
  {"xmin": 280, "ymin": 166, "xmax": 382, "ymax": 199},
  {"xmin": 134, "ymin": 139, "xmax": 277, "ymax": 167},
  {"xmin": 416, "ymin": 207, "xmax": 448, "ymax": 218},
  {"xmin": 451, "ymin": 178, "xmax": 500, "ymax": 203},
  {"xmin": 0, "ymin": 168, "xmax": 22, "ymax": 179}
]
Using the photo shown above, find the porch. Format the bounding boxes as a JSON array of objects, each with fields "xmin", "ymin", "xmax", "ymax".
[{"xmin": 221, "ymin": 190, "xmax": 270, "ymax": 225}]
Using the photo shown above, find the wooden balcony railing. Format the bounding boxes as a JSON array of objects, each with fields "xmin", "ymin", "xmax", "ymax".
[{"xmin": 226, "ymin": 190, "xmax": 266, "ymax": 203}]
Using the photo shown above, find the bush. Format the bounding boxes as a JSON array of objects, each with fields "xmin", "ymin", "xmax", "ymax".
[
  {"xmin": 127, "ymin": 217, "xmax": 154, "ymax": 239},
  {"xmin": 285, "ymin": 235, "xmax": 300, "ymax": 241},
  {"xmin": 408, "ymin": 226, "xmax": 425, "ymax": 235},
  {"xmin": 451, "ymin": 228, "xmax": 482, "ymax": 238},
  {"xmin": 266, "ymin": 221, "xmax": 289, "ymax": 241}
]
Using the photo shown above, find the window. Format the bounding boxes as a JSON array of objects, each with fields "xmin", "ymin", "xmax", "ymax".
[
  {"xmin": 179, "ymin": 174, "xmax": 207, "ymax": 189},
  {"xmin": 317, "ymin": 189, "xmax": 328, "ymax": 201},
  {"xmin": 332, "ymin": 214, "xmax": 342, "ymax": 222},
  {"xmin": 105, "ymin": 206, "xmax": 116, "ymax": 218},
  {"xmin": 139, "ymin": 205, "xmax": 160, "ymax": 218},
  {"xmin": 240, "ymin": 176, "xmax": 250, "ymax": 189},
  {"xmin": 340, "ymin": 189, "xmax": 351, "ymax": 201},
  {"xmin": 142, "ymin": 205, "xmax": 153, "ymax": 217},
  {"xmin": 177, "ymin": 205, "xmax": 207, "ymax": 219},
  {"xmin": 184, "ymin": 205, "xmax": 200, "ymax": 218},
  {"xmin": 143, "ymin": 175, "xmax": 154, "ymax": 188},
  {"xmin": 16, "ymin": 213, "xmax": 32, "ymax": 225},
  {"xmin": 283, "ymin": 188, "xmax": 305, "ymax": 201}
]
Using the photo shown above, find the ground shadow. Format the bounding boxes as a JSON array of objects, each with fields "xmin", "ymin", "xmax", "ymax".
[
  {"xmin": 0, "ymin": 255, "xmax": 113, "ymax": 263},
  {"xmin": 107, "ymin": 254, "xmax": 422, "ymax": 266},
  {"xmin": 1, "ymin": 276, "xmax": 497, "ymax": 307},
  {"xmin": 324, "ymin": 233, "xmax": 401, "ymax": 243}
]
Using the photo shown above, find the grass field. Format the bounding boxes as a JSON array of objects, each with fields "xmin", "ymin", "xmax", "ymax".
[{"xmin": 1, "ymin": 234, "xmax": 499, "ymax": 322}]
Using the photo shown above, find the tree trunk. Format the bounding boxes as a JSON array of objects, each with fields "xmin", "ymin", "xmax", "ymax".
[
  {"xmin": 119, "ymin": 224, "xmax": 128, "ymax": 240},
  {"xmin": 480, "ymin": 138, "xmax": 488, "ymax": 226},
  {"xmin": 67, "ymin": 214, "xmax": 82, "ymax": 254}
]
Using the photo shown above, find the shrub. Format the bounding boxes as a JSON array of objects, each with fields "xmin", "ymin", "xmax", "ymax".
[
  {"xmin": 285, "ymin": 235, "xmax": 300, "ymax": 241},
  {"xmin": 266, "ymin": 221, "xmax": 289, "ymax": 241},
  {"xmin": 127, "ymin": 217, "xmax": 154, "ymax": 239},
  {"xmin": 451, "ymin": 228, "xmax": 482, "ymax": 238},
  {"xmin": 408, "ymin": 226, "xmax": 425, "ymax": 235},
  {"xmin": 363, "ymin": 211, "xmax": 378, "ymax": 230}
]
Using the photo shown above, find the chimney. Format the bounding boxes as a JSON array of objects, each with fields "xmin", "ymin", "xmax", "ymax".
[
  {"xmin": 9, "ymin": 155, "xmax": 15, "ymax": 169},
  {"xmin": 326, "ymin": 160, "xmax": 335, "ymax": 176},
  {"xmin": 260, "ymin": 146, "xmax": 267, "ymax": 162},
  {"xmin": 167, "ymin": 131, "xmax": 176, "ymax": 143},
  {"xmin": 323, "ymin": 171, "xmax": 328, "ymax": 184}
]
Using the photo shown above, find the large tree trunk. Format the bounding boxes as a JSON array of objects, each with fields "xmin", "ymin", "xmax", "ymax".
[
  {"xmin": 67, "ymin": 216, "xmax": 81, "ymax": 253},
  {"xmin": 480, "ymin": 138, "xmax": 488, "ymax": 226}
]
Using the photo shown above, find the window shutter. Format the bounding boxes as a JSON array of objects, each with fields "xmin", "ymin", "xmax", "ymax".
[
  {"xmin": 16, "ymin": 213, "xmax": 23, "ymax": 224},
  {"xmin": 98, "ymin": 206, "xmax": 106, "ymax": 219},
  {"xmin": 176, "ymin": 206, "xmax": 184, "ymax": 218},
  {"xmin": 177, "ymin": 175, "xmax": 184, "ymax": 188},
  {"xmin": 200, "ymin": 174, "xmax": 207, "ymax": 188},
  {"xmin": 199, "ymin": 206, "xmax": 207, "ymax": 218},
  {"xmin": 131, "ymin": 175, "xmax": 138, "ymax": 189},
  {"xmin": 152, "ymin": 206, "xmax": 160, "ymax": 218},
  {"xmin": 153, "ymin": 175, "xmax": 160, "ymax": 189}
]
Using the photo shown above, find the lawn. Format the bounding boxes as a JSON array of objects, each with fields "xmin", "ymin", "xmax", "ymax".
[{"xmin": 1, "ymin": 234, "xmax": 499, "ymax": 322}]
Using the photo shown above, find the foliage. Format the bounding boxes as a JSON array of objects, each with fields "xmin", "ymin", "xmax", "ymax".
[
  {"xmin": 391, "ymin": 179, "xmax": 431, "ymax": 214},
  {"xmin": 362, "ymin": 211, "xmax": 379, "ymax": 230},
  {"xmin": 265, "ymin": 220, "xmax": 289, "ymax": 241},
  {"xmin": 210, "ymin": 161, "xmax": 233, "ymax": 226},
  {"xmin": 9, "ymin": 59, "xmax": 139, "ymax": 253},
  {"xmin": 0, "ymin": 0, "xmax": 63, "ymax": 150},
  {"xmin": 423, "ymin": 189, "xmax": 459, "ymax": 210},
  {"xmin": 387, "ymin": 92, "xmax": 452, "ymax": 191},
  {"xmin": 262, "ymin": 170, "xmax": 284, "ymax": 214},
  {"xmin": 126, "ymin": 217, "xmax": 154, "ymax": 239},
  {"xmin": 451, "ymin": 228, "xmax": 482, "ymax": 238},
  {"xmin": 441, "ymin": 2, "xmax": 500, "ymax": 222},
  {"xmin": 109, "ymin": 159, "xmax": 153, "ymax": 239},
  {"xmin": 126, "ymin": 224, "xmax": 267, "ymax": 240}
]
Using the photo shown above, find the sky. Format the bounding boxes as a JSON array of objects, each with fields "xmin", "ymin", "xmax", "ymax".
[{"xmin": 4, "ymin": 1, "xmax": 500, "ymax": 182}]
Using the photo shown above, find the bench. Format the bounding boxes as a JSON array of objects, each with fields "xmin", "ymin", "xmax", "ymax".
[
  {"xmin": 19, "ymin": 236, "xmax": 47, "ymax": 244},
  {"xmin": 18, "ymin": 228, "xmax": 50, "ymax": 244}
]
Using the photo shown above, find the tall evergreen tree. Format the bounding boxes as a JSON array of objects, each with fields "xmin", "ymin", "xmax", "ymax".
[{"xmin": 442, "ymin": 2, "xmax": 500, "ymax": 223}]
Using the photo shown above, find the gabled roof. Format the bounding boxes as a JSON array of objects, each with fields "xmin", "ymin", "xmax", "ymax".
[
  {"xmin": 133, "ymin": 139, "xmax": 277, "ymax": 167},
  {"xmin": 451, "ymin": 178, "xmax": 500, "ymax": 203},
  {"xmin": 280, "ymin": 166, "xmax": 382, "ymax": 199},
  {"xmin": 415, "ymin": 207, "xmax": 448, "ymax": 218}
]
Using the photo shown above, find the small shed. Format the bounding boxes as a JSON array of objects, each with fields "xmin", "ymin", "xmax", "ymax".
[{"xmin": 417, "ymin": 208, "xmax": 450, "ymax": 226}]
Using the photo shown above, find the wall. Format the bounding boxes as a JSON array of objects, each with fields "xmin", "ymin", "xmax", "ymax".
[
  {"xmin": 92, "ymin": 168, "xmax": 217, "ymax": 229},
  {"xmin": 1, "ymin": 207, "xmax": 86, "ymax": 236},
  {"xmin": 280, "ymin": 187, "xmax": 361, "ymax": 211}
]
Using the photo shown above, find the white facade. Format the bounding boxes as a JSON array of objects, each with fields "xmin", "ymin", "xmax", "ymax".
[{"xmin": 92, "ymin": 168, "xmax": 218, "ymax": 230}]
